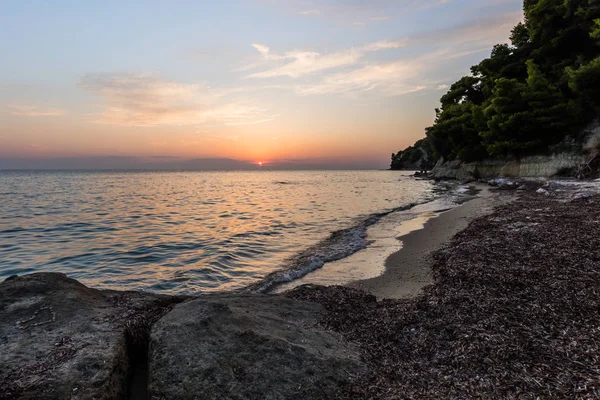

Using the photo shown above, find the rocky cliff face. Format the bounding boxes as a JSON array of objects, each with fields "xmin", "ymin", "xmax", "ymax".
[
  {"xmin": 430, "ymin": 121, "xmax": 600, "ymax": 180},
  {"xmin": 430, "ymin": 153, "xmax": 588, "ymax": 180}
]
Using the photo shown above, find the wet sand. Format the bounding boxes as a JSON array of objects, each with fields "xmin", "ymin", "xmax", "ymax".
[
  {"xmin": 287, "ymin": 185, "xmax": 600, "ymax": 398},
  {"xmin": 349, "ymin": 185, "xmax": 511, "ymax": 299}
]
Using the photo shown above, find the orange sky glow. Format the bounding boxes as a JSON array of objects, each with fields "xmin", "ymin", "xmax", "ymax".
[{"xmin": 0, "ymin": 0, "xmax": 523, "ymax": 169}]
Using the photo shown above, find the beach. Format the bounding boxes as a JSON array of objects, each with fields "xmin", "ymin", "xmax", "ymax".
[
  {"xmin": 2, "ymin": 180, "xmax": 600, "ymax": 399},
  {"xmin": 287, "ymin": 181, "xmax": 600, "ymax": 398},
  {"xmin": 349, "ymin": 184, "xmax": 513, "ymax": 299}
]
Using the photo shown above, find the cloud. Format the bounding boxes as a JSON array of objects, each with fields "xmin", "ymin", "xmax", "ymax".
[
  {"xmin": 79, "ymin": 73, "xmax": 276, "ymax": 127},
  {"xmin": 294, "ymin": 60, "xmax": 424, "ymax": 96},
  {"xmin": 370, "ymin": 16, "xmax": 391, "ymax": 21},
  {"xmin": 297, "ymin": 9, "xmax": 320, "ymax": 15},
  {"xmin": 260, "ymin": 0, "xmax": 450, "ymax": 22},
  {"xmin": 413, "ymin": 12, "xmax": 522, "ymax": 48},
  {"xmin": 245, "ymin": 40, "xmax": 405, "ymax": 79},
  {"xmin": 437, "ymin": 84, "xmax": 450, "ymax": 90},
  {"xmin": 249, "ymin": 11, "xmax": 521, "ymax": 97},
  {"xmin": 8, "ymin": 105, "xmax": 64, "ymax": 117},
  {"xmin": 417, "ymin": 0, "xmax": 452, "ymax": 10},
  {"xmin": 361, "ymin": 40, "xmax": 406, "ymax": 52}
]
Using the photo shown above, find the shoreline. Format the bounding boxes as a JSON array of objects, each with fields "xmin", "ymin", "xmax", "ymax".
[
  {"xmin": 348, "ymin": 184, "xmax": 513, "ymax": 299},
  {"xmin": 287, "ymin": 184, "xmax": 600, "ymax": 398},
  {"xmin": 3, "ymin": 180, "xmax": 600, "ymax": 398},
  {"xmin": 267, "ymin": 183, "xmax": 482, "ymax": 294}
]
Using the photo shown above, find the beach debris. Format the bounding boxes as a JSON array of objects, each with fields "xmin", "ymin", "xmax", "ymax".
[
  {"xmin": 488, "ymin": 178, "xmax": 519, "ymax": 190},
  {"xmin": 15, "ymin": 306, "xmax": 56, "ymax": 330},
  {"xmin": 288, "ymin": 192, "xmax": 600, "ymax": 399}
]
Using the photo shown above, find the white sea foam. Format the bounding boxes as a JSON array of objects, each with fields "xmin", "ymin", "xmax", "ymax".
[{"xmin": 249, "ymin": 182, "xmax": 479, "ymax": 293}]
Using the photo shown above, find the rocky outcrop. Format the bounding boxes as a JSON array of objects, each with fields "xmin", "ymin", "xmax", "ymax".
[
  {"xmin": 1, "ymin": 274, "xmax": 365, "ymax": 400},
  {"xmin": 0, "ymin": 273, "xmax": 176, "ymax": 400},
  {"xmin": 148, "ymin": 294, "xmax": 365, "ymax": 400},
  {"xmin": 431, "ymin": 153, "xmax": 587, "ymax": 180}
]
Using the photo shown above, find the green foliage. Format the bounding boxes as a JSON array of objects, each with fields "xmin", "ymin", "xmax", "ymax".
[
  {"xmin": 390, "ymin": 139, "xmax": 434, "ymax": 170},
  {"xmin": 592, "ymin": 19, "xmax": 600, "ymax": 40},
  {"xmin": 567, "ymin": 57, "xmax": 600, "ymax": 111},
  {"xmin": 394, "ymin": 0, "xmax": 600, "ymax": 163},
  {"xmin": 481, "ymin": 61, "xmax": 577, "ymax": 156}
]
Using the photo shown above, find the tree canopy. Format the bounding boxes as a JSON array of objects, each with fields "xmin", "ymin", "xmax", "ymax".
[{"xmin": 391, "ymin": 0, "xmax": 600, "ymax": 169}]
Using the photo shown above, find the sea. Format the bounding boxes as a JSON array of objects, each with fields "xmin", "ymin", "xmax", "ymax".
[{"xmin": 0, "ymin": 170, "xmax": 470, "ymax": 295}]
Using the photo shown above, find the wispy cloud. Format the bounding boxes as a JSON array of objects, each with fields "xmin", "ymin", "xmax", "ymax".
[
  {"xmin": 260, "ymin": 0, "xmax": 451, "ymax": 22},
  {"xmin": 245, "ymin": 40, "xmax": 405, "ymax": 79},
  {"xmin": 7, "ymin": 105, "xmax": 64, "ymax": 117},
  {"xmin": 248, "ymin": 12, "xmax": 521, "ymax": 98},
  {"xmin": 79, "ymin": 73, "xmax": 276, "ymax": 127},
  {"xmin": 412, "ymin": 11, "xmax": 522, "ymax": 49},
  {"xmin": 297, "ymin": 9, "xmax": 320, "ymax": 15},
  {"xmin": 293, "ymin": 60, "xmax": 424, "ymax": 96},
  {"xmin": 369, "ymin": 16, "xmax": 391, "ymax": 21},
  {"xmin": 417, "ymin": 0, "xmax": 452, "ymax": 10}
]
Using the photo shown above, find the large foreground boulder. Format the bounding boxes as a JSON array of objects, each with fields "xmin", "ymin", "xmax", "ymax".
[
  {"xmin": 0, "ymin": 273, "xmax": 174, "ymax": 400},
  {"xmin": 148, "ymin": 294, "xmax": 366, "ymax": 400}
]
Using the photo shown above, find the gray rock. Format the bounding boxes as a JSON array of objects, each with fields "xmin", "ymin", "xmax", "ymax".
[
  {"xmin": 488, "ymin": 178, "xmax": 520, "ymax": 189},
  {"xmin": 0, "ymin": 273, "xmax": 175, "ymax": 400},
  {"xmin": 148, "ymin": 294, "xmax": 366, "ymax": 400},
  {"xmin": 430, "ymin": 153, "xmax": 588, "ymax": 180}
]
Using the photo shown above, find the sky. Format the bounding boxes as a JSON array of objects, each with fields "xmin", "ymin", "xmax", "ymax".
[{"xmin": 0, "ymin": 0, "xmax": 523, "ymax": 169}]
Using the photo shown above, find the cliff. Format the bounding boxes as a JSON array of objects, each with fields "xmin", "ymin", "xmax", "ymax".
[{"xmin": 430, "ymin": 153, "xmax": 588, "ymax": 180}]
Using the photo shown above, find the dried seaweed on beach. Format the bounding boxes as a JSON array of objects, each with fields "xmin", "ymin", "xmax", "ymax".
[{"xmin": 286, "ymin": 193, "xmax": 600, "ymax": 399}]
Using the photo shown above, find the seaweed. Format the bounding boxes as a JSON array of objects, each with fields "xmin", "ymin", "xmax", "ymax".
[{"xmin": 286, "ymin": 192, "xmax": 600, "ymax": 399}]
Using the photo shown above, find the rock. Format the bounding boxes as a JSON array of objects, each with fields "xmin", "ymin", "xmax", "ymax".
[
  {"xmin": 148, "ymin": 294, "xmax": 366, "ymax": 400},
  {"xmin": 431, "ymin": 153, "xmax": 587, "ymax": 180},
  {"xmin": 517, "ymin": 185, "xmax": 527, "ymax": 191},
  {"xmin": 488, "ymin": 178, "xmax": 520, "ymax": 190},
  {"xmin": 0, "ymin": 273, "xmax": 175, "ymax": 400},
  {"xmin": 536, "ymin": 188, "xmax": 550, "ymax": 195}
]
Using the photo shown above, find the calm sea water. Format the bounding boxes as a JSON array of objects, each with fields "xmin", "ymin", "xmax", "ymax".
[{"xmin": 0, "ymin": 170, "xmax": 439, "ymax": 294}]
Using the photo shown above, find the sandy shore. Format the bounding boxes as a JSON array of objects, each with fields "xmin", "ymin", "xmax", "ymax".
[
  {"xmin": 287, "ymin": 184, "xmax": 600, "ymax": 398},
  {"xmin": 349, "ymin": 185, "xmax": 512, "ymax": 299}
]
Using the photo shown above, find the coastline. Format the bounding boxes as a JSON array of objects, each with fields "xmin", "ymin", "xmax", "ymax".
[
  {"xmin": 287, "ymin": 183, "xmax": 600, "ymax": 398},
  {"xmin": 3, "ymin": 180, "xmax": 600, "ymax": 398},
  {"xmin": 348, "ymin": 184, "xmax": 513, "ymax": 299}
]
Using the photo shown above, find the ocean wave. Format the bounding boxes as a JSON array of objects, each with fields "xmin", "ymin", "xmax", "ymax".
[
  {"xmin": 245, "ymin": 183, "xmax": 478, "ymax": 294},
  {"xmin": 244, "ymin": 202, "xmax": 420, "ymax": 293}
]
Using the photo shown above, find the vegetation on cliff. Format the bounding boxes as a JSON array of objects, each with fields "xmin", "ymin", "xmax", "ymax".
[{"xmin": 391, "ymin": 0, "xmax": 600, "ymax": 170}]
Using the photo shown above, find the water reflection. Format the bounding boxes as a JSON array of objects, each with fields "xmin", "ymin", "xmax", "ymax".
[{"xmin": 0, "ymin": 170, "xmax": 434, "ymax": 294}]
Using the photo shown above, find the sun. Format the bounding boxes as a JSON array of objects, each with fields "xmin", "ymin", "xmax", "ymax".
[{"xmin": 258, "ymin": 162, "xmax": 263, "ymax": 167}]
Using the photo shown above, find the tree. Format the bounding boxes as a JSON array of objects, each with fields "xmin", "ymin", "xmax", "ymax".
[
  {"xmin": 481, "ymin": 61, "xmax": 576, "ymax": 157},
  {"xmin": 393, "ymin": 0, "xmax": 600, "ymax": 164}
]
